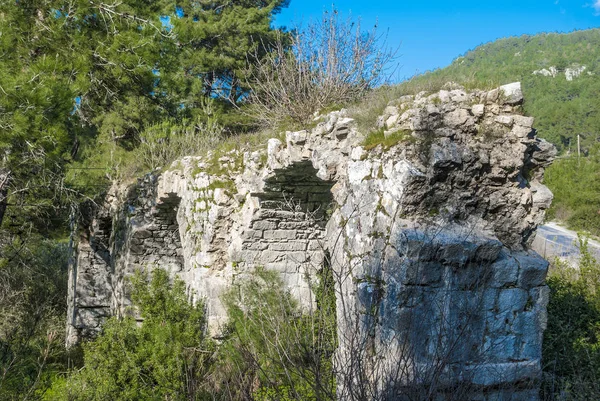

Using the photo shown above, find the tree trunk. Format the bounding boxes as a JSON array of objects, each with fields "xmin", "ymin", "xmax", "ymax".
[{"xmin": 0, "ymin": 169, "xmax": 10, "ymax": 228}]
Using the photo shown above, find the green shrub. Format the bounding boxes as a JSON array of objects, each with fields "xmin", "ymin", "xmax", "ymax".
[
  {"xmin": 212, "ymin": 267, "xmax": 337, "ymax": 401},
  {"xmin": 0, "ymin": 238, "xmax": 69, "ymax": 400},
  {"xmin": 543, "ymin": 238, "xmax": 600, "ymax": 400},
  {"xmin": 44, "ymin": 269, "xmax": 214, "ymax": 401}
]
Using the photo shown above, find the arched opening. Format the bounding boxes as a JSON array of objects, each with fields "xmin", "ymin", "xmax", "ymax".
[{"xmin": 240, "ymin": 160, "xmax": 335, "ymax": 304}]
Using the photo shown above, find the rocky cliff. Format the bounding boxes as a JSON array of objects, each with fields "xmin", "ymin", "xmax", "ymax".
[{"xmin": 67, "ymin": 82, "xmax": 556, "ymax": 400}]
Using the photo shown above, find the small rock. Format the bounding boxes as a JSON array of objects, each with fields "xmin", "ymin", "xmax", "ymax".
[
  {"xmin": 513, "ymin": 115, "xmax": 534, "ymax": 128},
  {"xmin": 213, "ymin": 188, "xmax": 230, "ymax": 205},
  {"xmin": 385, "ymin": 114, "xmax": 399, "ymax": 128},
  {"xmin": 286, "ymin": 130, "xmax": 308, "ymax": 145},
  {"xmin": 472, "ymin": 104, "xmax": 485, "ymax": 117},
  {"xmin": 499, "ymin": 82, "xmax": 523, "ymax": 105},
  {"xmin": 486, "ymin": 88, "xmax": 499, "ymax": 103},
  {"xmin": 350, "ymin": 146, "xmax": 366, "ymax": 161},
  {"xmin": 495, "ymin": 115, "xmax": 514, "ymax": 127}
]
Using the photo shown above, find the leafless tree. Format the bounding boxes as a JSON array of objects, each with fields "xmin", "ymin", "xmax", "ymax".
[{"xmin": 245, "ymin": 9, "xmax": 398, "ymax": 127}]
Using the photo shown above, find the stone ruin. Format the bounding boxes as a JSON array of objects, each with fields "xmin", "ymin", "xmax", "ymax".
[{"xmin": 66, "ymin": 82, "xmax": 557, "ymax": 400}]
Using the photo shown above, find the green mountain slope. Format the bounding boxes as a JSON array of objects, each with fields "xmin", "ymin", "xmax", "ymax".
[{"xmin": 399, "ymin": 29, "xmax": 600, "ymax": 235}]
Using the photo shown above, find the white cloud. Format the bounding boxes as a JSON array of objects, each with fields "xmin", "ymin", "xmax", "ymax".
[{"xmin": 594, "ymin": 0, "xmax": 600, "ymax": 14}]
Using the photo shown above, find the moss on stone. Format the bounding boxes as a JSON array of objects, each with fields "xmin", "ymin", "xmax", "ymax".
[{"xmin": 363, "ymin": 128, "xmax": 414, "ymax": 151}]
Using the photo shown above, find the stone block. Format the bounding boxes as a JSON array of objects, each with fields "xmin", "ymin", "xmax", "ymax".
[
  {"xmin": 277, "ymin": 221, "xmax": 311, "ymax": 230},
  {"xmin": 265, "ymin": 262, "xmax": 297, "ymax": 274},
  {"xmin": 472, "ymin": 104, "xmax": 485, "ymax": 117},
  {"xmin": 438, "ymin": 242, "xmax": 478, "ymax": 267},
  {"xmin": 286, "ymin": 251, "xmax": 308, "ymax": 264},
  {"xmin": 308, "ymin": 192, "xmax": 334, "ymax": 203},
  {"xmin": 286, "ymin": 130, "xmax": 308, "ymax": 145},
  {"xmin": 499, "ymin": 82, "xmax": 523, "ymax": 105},
  {"xmin": 348, "ymin": 160, "xmax": 372, "ymax": 184},
  {"xmin": 403, "ymin": 260, "xmax": 444, "ymax": 286},
  {"xmin": 264, "ymin": 230, "xmax": 297, "ymax": 240},
  {"xmin": 135, "ymin": 229, "xmax": 152, "ymax": 239},
  {"xmin": 516, "ymin": 254, "xmax": 548, "ymax": 288},
  {"xmin": 490, "ymin": 254, "xmax": 519, "ymax": 288},
  {"xmin": 239, "ymin": 250, "xmax": 260, "ymax": 262},
  {"xmin": 129, "ymin": 244, "xmax": 145, "ymax": 255},
  {"xmin": 451, "ymin": 263, "xmax": 493, "ymax": 290},
  {"xmin": 261, "ymin": 250, "xmax": 284, "ymax": 263},
  {"xmin": 513, "ymin": 115, "xmax": 534, "ymax": 128},
  {"xmin": 495, "ymin": 115, "xmax": 514, "ymax": 127},
  {"xmin": 486, "ymin": 310, "xmax": 512, "ymax": 335},
  {"xmin": 269, "ymin": 241, "xmax": 307, "ymax": 252},
  {"xmin": 251, "ymin": 220, "xmax": 277, "ymax": 230},
  {"xmin": 241, "ymin": 230, "xmax": 263, "ymax": 240},
  {"xmin": 73, "ymin": 307, "xmax": 111, "ymax": 329},
  {"xmin": 465, "ymin": 360, "xmax": 540, "ymax": 387},
  {"xmin": 511, "ymin": 124, "xmax": 533, "ymax": 139},
  {"xmin": 245, "ymin": 241, "xmax": 269, "ymax": 251},
  {"xmin": 308, "ymin": 240, "xmax": 324, "ymax": 251},
  {"xmin": 474, "ymin": 239, "xmax": 503, "ymax": 263},
  {"xmin": 444, "ymin": 108, "xmax": 470, "ymax": 128},
  {"xmin": 483, "ymin": 335, "xmax": 519, "ymax": 362}
]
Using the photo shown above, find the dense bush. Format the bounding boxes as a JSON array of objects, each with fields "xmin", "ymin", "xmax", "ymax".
[
  {"xmin": 209, "ymin": 267, "xmax": 337, "ymax": 401},
  {"xmin": 42, "ymin": 266, "xmax": 337, "ymax": 401},
  {"xmin": 44, "ymin": 269, "xmax": 214, "ymax": 401},
  {"xmin": 543, "ymin": 239, "xmax": 600, "ymax": 400},
  {"xmin": 0, "ymin": 237, "xmax": 69, "ymax": 400}
]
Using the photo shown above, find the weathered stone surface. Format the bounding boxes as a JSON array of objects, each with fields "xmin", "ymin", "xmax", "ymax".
[
  {"xmin": 516, "ymin": 253, "xmax": 550, "ymax": 288},
  {"xmin": 499, "ymin": 82, "xmax": 524, "ymax": 105},
  {"xmin": 67, "ymin": 83, "xmax": 553, "ymax": 400}
]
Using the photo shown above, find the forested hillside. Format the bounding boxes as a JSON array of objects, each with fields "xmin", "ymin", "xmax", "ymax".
[{"xmin": 399, "ymin": 29, "xmax": 600, "ymax": 234}]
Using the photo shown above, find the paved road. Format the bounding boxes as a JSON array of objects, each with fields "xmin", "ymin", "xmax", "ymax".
[{"xmin": 532, "ymin": 222, "xmax": 600, "ymax": 264}]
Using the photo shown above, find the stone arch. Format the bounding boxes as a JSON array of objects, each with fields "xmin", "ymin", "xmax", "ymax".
[
  {"xmin": 128, "ymin": 192, "xmax": 184, "ymax": 274},
  {"xmin": 241, "ymin": 160, "xmax": 335, "ymax": 305}
]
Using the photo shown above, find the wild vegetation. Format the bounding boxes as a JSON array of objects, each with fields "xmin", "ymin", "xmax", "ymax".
[
  {"xmin": 2, "ymin": 0, "xmax": 600, "ymax": 398},
  {"xmin": 0, "ymin": 2, "xmax": 391, "ymax": 399},
  {"xmin": 0, "ymin": 1, "xmax": 290, "ymax": 398},
  {"xmin": 41, "ymin": 266, "xmax": 337, "ymax": 401},
  {"xmin": 543, "ymin": 239, "xmax": 600, "ymax": 400},
  {"xmin": 44, "ymin": 269, "xmax": 214, "ymax": 400},
  {"xmin": 544, "ymin": 146, "xmax": 600, "ymax": 236}
]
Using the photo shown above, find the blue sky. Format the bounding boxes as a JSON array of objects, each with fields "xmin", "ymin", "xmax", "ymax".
[{"xmin": 274, "ymin": 1, "xmax": 600, "ymax": 82}]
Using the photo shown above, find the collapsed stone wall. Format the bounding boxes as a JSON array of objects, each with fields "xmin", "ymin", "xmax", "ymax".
[{"xmin": 67, "ymin": 82, "xmax": 555, "ymax": 400}]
